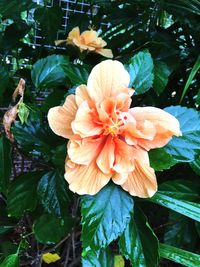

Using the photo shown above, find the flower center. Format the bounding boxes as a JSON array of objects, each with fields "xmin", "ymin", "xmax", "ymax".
[{"xmin": 103, "ymin": 120, "xmax": 122, "ymax": 136}]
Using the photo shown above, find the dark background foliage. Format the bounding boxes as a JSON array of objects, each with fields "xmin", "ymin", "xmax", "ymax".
[{"xmin": 0, "ymin": 0, "xmax": 200, "ymax": 266}]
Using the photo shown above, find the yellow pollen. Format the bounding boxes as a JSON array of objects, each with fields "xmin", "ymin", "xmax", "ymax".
[{"xmin": 104, "ymin": 122, "xmax": 120, "ymax": 136}]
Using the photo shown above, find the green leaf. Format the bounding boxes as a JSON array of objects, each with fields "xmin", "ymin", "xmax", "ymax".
[
  {"xmin": 65, "ymin": 63, "xmax": 90, "ymax": 85},
  {"xmin": 12, "ymin": 115, "xmax": 61, "ymax": 159},
  {"xmin": 50, "ymin": 144, "xmax": 67, "ymax": 170},
  {"xmin": 164, "ymin": 106, "xmax": 200, "ymax": 162},
  {"xmin": 0, "ymin": 254, "xmax": 19, "ymax": 267},
  {"xmin": 31, "ymin": 55, "xmax": 70, "ymax": 90},
  {"xmin": 119, "ymin": 207, "xmax": 159, "ymax": 267},
  {"xmin": 159, "ymin": 243, "xmax": 200, "ymax": 267},
  {"xmin": 34, "ymin": 5, "xmax": 63, "ymax": 44},
  {"xmin": 149, "ymin": 148, "xmax": 177, "ymax": 171},
  {"xmin": 41, "ymin": 89, "xmax": 67, "ymax": 113},
  {"xmin": 3, "ymin": 20, "xmax": 31, "ymax": 48},
  {"xmin": 127, "ymin": 50, "xmax": 154, "ymax": 94},
  {"xmin": 0, "ymin": 225, "xmax": 15, "ymax": 235},
  {"xmin": 7, "ymin": 172, "xmax": 44, "ymax": 217},
  {"xmin": 81, "ymin": 183, "xmax": 133, "ymax": 251},
  {"xmin": 0, "ymin": 0, "xmax": 37, "ymax": 18},
  {"xmin": 0, "ymin": 206, "xmax": 15, "ymax": 235},
  {"xmin": 153, "ymin": 61, "xmax": 171, "ymax": 96},
  {"xmin": 37, "ymin": 171, "xmax": 71, "ymax": 218},
  {"xmin": 149, "ymin": 192, "xmax": 200, "ymax": 222},
  {"xmin": 196, "ymin": 89, "xmax": 200, "ymax": 105},
  {"xmin": 159, "ymin": 179, "xmax": 199, "ymax": 201},
  {"xmin": 82, "ymin": 248, "xmax": 114, "ymax": 267},
  {"xmin": 195, "ymin": 221, "xmax": 200, "ymax": 237},
  {"xmin": 18, "ymin": 102, "xmax": 30, "ymax": 125},
  {"xmin": 164, "ymin": 212, "xmax": 198, "ymax": 249},
  {"xmin": 33, "ymin": 214, "xmax": 72, "ymax": 245},
  {"xmin": 180, "ymin": 54, "xmax": 200, "ymax": 102},
  {"xmin": 190, "ymin": 154, "xmax": 200, "ymax": 176},
  {"xmin": 0, "ymin": 136, "xmax": 12, "ymax": 194},
  {"xmin": 0, "ymin": 64, "xmax": 10, "ymax": 102}
]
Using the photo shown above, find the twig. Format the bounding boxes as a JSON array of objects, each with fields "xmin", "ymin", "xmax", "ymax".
[
  {"xmin": 43, "ymin": 234, "xmax": 70, "ymax": 254},
  {"xmin": 63, "ymin": 240, "xmax": 71, "ymax": 267},
  {"xmin": 68, "ymin": 256, "xmax": 81, "ymax": 267},
  {"xmin": 71, "ymin": 231, "xmax": 76, "ymax": 260}
]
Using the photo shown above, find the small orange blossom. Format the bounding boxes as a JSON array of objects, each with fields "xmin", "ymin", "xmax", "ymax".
[
  {"xmin": 48, "ymin": 60, "xmax": 181, "ymax": 198},
  {"xmin": 55, "ymin": 27, "xmax": 113, "ymax": 58}
]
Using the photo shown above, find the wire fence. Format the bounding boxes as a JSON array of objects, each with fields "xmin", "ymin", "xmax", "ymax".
[{"xmin": 1, "ymin": 0, "xmax": 108, "ymax": 176}]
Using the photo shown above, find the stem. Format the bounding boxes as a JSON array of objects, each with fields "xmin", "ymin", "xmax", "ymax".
[{"xmin": 42, "ymin": 234, "xmax": 70, "ymax": 254}]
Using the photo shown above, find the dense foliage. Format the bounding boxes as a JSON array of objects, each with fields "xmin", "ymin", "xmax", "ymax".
[{"xmin": 0, "ymin": 0, "xmax": 200, "ymax": 266}]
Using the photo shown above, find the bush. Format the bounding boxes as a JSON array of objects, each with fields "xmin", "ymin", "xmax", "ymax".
[{"xmin": 0, "ymin": 1, "xmax": 200, "ymax": 266}]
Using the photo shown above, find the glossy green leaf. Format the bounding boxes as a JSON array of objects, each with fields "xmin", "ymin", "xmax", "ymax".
[
  {"xmin": 12, "ymin": 116, "xmax": 61, "ymax": 159},
  {"xmin": 81, "ymin": 183, "xmax": 133, "ymax": 251},
  {"xmin": 159, "ymin": 179, "xmax": 199, "ymax": 201},
  {"xmin": 0, "ymin": 254, "xmax": 19, "ymax": 267},
  {"xmin": 34, "ymin": 6, "xmax": 63, "ymax": 44},
  {"xmin": 3, "ymin": 20, "xmax": 31, "ymax": 48},
  {"xmin": 190, "ymin": 154, "xmax": 200, "ymax": 176},
  {"xmin": 0, "ymin": 136, "xmax": 12, "ymax": 194},
  {"xmin": 50, "ymin": 144, "xmax": 67, "ymax": 170},
  {"xmin": 82, "ymin": 248, "xmax": 114, "ymax": 267},
  {"xmin": 7, "ymin": 172, "xmax": 44, "ymax": 217},
  {"xmin": 164, "ymin": 106, "xmax": 200, "ymax": 162},
  {"xmin": 41, "ymin": 89, "xmax": 67, "ymax": 113},
  {"xmin": 149, "ymin": 192, "xmax": 200, "ymax": 222},
  {"xmin": 127, "ymin": 51, "xmax": 154, "ymax": 94},
  {"xmin": 37, "ymin": 171, "xmax": 71, "ymax": 217},
  {"xmin": 180, "ymin": 54, "xmax": 200, "ymax": 102},
  {"xmin": 196, "ymin": 89, "xmax": 200, "ymax": 105},
  {"xmin": 119, "ymin": 207, "xmax": 159, "ymax": 267},
  {"xmin": 31, "ymin": 55, "xmax": 70, "ymax": 90},
  {"xmin": 164, "ymin": 212, "xmax": 198, "ymax": 249},
  {"xmin": 149, "ymin": 148, "xmax": 177, "ymax": 171},
  {"xmin": 160, "ymin": 243, "xmax": 200, "ymax": 267},
  {"xmin": 195, "ymin": 221, "xmax": 200, "ymax": 237},
  {"xmin": 33, "ymin": 214, "xmax": 72, "ymax": 245},
  {"xmin": 0, "ymin": 0, "xmax": 37, "ymax": 18},
  {"xmin": 65, "ymin": 63, "xmax": 90, "ymax": 85},
  {"xmin": 153, "ymin": 61, "xmax": 171, "ymax": 95}
]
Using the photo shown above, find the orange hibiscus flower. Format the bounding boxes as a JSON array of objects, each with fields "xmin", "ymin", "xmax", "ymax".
[
  {"xmin": 48, "ymin": 60, "xmax": 181, "ymax": 198},
  {"xmin": 55, "ymin": 27, "xmax": 113, "ymax": 58}
]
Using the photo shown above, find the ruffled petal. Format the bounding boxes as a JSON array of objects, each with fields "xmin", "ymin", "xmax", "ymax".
[
  {"xmin": 67, "ymin": 27, "xmax": 80, "ymax": 45},
  {"xmin": 121, "ymin": 118, "xmax": 156, "ymax": 146},
  {"xmin": 129, "ymin": 107, "xmax": 181, "ymax": 150},
  {"xmin": 96, "ymin": 48, "xmax": 113, "ymax": 58},
  {"xmin": 90, "ymin": 37, "xmax": 107, "ymax": 48},
  {"xmin": 75, "ymin": 85, "xmax": 92, "ymax": 106},
  {"xmin": 55, "ymin": 39, "xmax": 66, "ymax": 46},
  {"xmin": 121, "ymin": 149, "xmax": 157, "ymax": 198},
  {"xmin": 87, "ymin": 60, "xmax": 131, "ymax": 102},
  {"xmin": 65, "ymin": 159, "xmax": 111, "ymax": 195},
  {"xmin": 47, "ymin": 95, "xmax": 77, "ymax": 139},
  {"xmin": 73, "ymin": 38, "xmax": 96, "ymax": 51},
  {"xmin": 81, "ymin": 29, "xmax": 99, "ymax": 44},
  {"xmin": 71, "ymin": 101, "xmax": 103, "ymax": 138},
  {"xmin": 68, "ymin": 136, "xmax": 105, "ymax": 165},
  {"xmin": 113, "ymin": 138, "xmax": 135, "ymax": 174},
  {"xmin": 96, "ymin": 135, "xmax": 115, "ymax": 174},
  {"xmin": 112, "ymin": 172, "xmax": 128, "ymax": 185}
]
